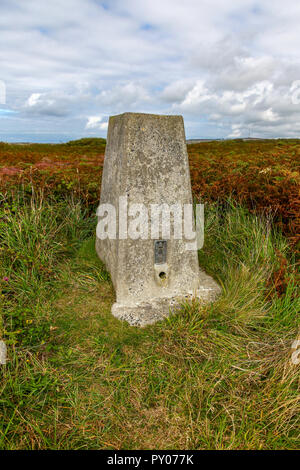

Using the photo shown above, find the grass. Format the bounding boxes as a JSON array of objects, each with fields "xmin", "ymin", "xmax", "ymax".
[{"xmin": 0, "ymin": 193, "xmax": 299, "ymax": 449}]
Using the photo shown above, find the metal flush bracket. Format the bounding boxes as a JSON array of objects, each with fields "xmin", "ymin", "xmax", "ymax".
[{"xmin": 154, "ymin": 240, "xmax": 167, "ymax": 265}]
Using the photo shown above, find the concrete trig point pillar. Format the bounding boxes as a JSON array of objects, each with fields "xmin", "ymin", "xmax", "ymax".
[{"xmin": 96, "ymin": 112, "xmax": 221, "ymax": 326}]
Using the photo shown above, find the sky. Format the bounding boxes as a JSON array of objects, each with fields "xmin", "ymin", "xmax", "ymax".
[{"xmin": 1, "ymin": 0, "xmax": 300, "ymax": 142}]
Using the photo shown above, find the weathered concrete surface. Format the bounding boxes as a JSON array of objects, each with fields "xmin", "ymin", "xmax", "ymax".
[{"xmin": 96, "ymin": 112, "xmax": 221, "ymax": 326}]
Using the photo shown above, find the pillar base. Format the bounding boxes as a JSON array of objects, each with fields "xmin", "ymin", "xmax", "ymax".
[{"xmin": 111, "ymin": 271, "xmax": 221, "ymax": 327}]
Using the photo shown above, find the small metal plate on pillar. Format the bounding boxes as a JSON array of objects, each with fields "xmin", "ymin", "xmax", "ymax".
[{"xmin": 154, "ymin": 240, "xmax": 167, "ymax": 265}]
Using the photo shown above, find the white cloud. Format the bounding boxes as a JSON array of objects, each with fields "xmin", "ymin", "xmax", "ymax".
[
  {"xmin": 97, "ymin": 82, "xmax": 150, "ymax": 109},
  {"xmin": 228, "ymin": 124, "xmax": 242, "ymax": 138},
  {"xmin": 86, "ymin": 116, "xmax": 108, "ymax": 130},
  {"xmin": 27, "ymin": 93, "xmax": 42, "ymax": 107},
  {"xmin": 179, "ymin": 81, "xmax": 212, "ymax": 110},
  {"xmin": 160, "ymin": 80, "xmax": 195, "ymax": 103},
  {"xmin": 24, "ymin": 91, "xmax": 75, "ymax": 117},
  {"xmin": 261, "ymin": 108, "xmax": 279, "ymax": 122}
]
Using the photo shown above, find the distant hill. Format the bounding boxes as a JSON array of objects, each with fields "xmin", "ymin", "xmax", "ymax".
[
  {"xmin": 65, "ymin": 137, "xmax": 106, "ymax": 148},
  {"xmin": 186, "ymin": 138, "xmax": 265, "ymax": 144}
]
